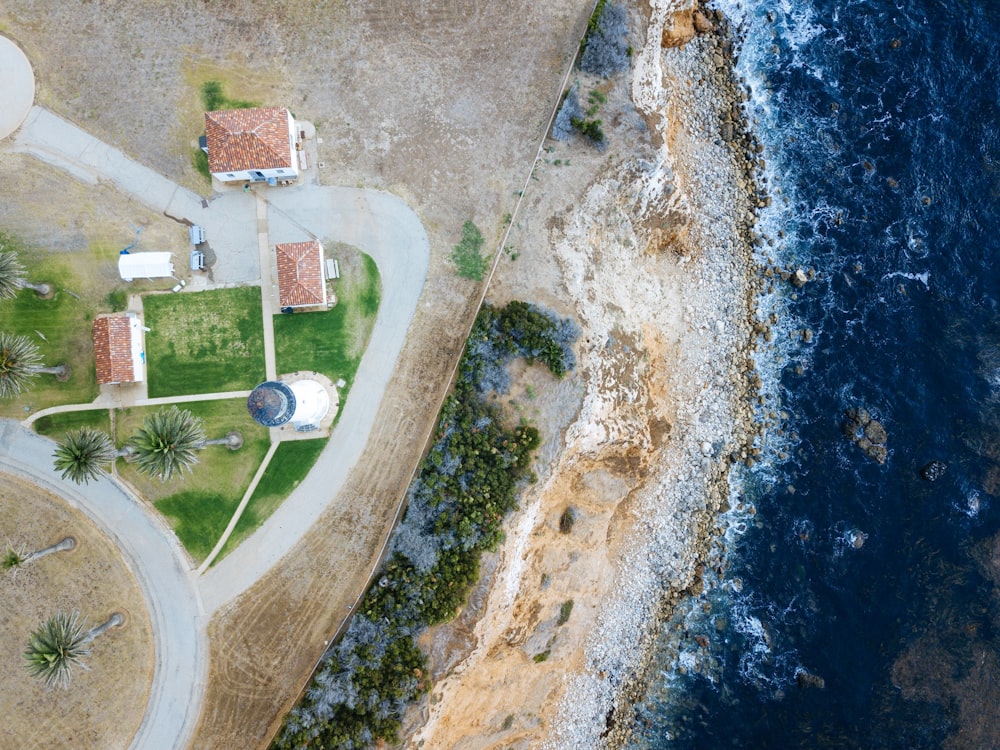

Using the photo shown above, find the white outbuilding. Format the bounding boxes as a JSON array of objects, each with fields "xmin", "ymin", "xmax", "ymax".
[{"xmin": 118, "ymin": 252, "xmax": 175, "ymax": 281}]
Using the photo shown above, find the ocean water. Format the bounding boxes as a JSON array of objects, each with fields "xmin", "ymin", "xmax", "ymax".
[{"xmin": 629, "ymin": 1, "xmax": 1000, "ymax": 747}]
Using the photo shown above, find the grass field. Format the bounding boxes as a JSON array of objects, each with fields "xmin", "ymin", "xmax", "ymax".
[
  {"xmin": 0, "ymin": 241, "xmax": 104, "ymax": 417},
  {"xmin": 114, "ymin": 399, "xmax": 270, "ymax": 562},
  {"xmin": 213, "ymin": 439, "xmax": 327, "ymax": 564},
  {"xmin": 273, "ymin": 248, "xmax": 380, "ymax": 400},
  {"xmin": 143, "ymin": 287, "xmax": 265, "ymax": 398},
  {"xmin": 33, "ymin": 409, "xmax": 111, "ymax": 438}
]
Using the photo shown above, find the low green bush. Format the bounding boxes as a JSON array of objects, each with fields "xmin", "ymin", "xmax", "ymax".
[{"xmin": 274, "ymin": 301, "xmax": 579, "ymax": 750}]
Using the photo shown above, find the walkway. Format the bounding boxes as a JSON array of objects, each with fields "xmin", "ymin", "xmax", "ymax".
[{"xmin": 0, "ymin": 419, "xmax": 207, "ymax": 750}]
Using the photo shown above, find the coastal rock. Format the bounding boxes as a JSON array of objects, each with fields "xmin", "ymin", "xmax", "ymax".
[
  {"xmin": 796, "ymin": 669, "xmax": 826, "ymax": 689},
  {"xmin": 842, "ymin": 407, "xmax": 888, "ymax": 463},
  {"xmin": 662, "ymin": 8, "xmax": 696, "ymax": 48},
  {"xmin": 920, "ymin": 460, "xmax": 947, "ymax": 482},
  {"xmin": 864, "ymin": 420, "xmax": 887, "ymax": 445},
  {"xmin": 692, "ymin": 11, "xmax": 715, "ymax": 34},
  {"xmin": 791, "ymin": 269, "xmax": 809, "ymax": 287}
]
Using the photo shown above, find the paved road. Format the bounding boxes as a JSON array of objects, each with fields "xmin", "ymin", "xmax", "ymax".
[
  {"xmin": 0, "ymin": 36, "xmax": 34, "ymax": 140},
  {"xmin": 13, "ymin": 107, "xmax": 259, "ymax": 285},
  {"xmin": 0, "ymin": 420, "xmax": 207, "ymax": 750}
]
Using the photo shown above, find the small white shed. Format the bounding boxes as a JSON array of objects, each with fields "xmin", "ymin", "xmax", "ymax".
[{"xmin": 119, "ymin": 252, "xmax": 174, "ymax": 281}]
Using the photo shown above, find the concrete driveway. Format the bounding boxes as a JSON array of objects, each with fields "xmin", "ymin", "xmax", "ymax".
[{"xmin": 0, "ymin": 420, "xmax": 207, "ymax": 750}]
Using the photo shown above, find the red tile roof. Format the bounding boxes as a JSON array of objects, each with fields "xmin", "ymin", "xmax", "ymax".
[
  {"xmin": 275, "ymin": 241, "xmax": 326, "ymax": 308},
  {"xmin": 205, "ymin": 106, "xmax": 293, "ymax": 174},
  {"xmin": 92, "ymin": 315, "xmax": 136, "ymax": 385}
]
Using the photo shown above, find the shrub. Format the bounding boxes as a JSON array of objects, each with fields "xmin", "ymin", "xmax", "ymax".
[
  {"xmin": 559, "ymin": 506, "xmax": 576, "ymax": 534},
  {"xmin": 461, "ymin": 301, "xmax": 579, "ymax": 394},
  {"xmin": 451, "ymin": 220, "xmax": 490, "ymax": 281},
  {"xmin": 580, "ymin": 1, "xmax": 630, "ymax": 78},
  {"xmin": 557, "ymin": 600, "xmax": 575, "ymax": 626},
  {"xmin": 552, "ymin": 85, "xmax": 584, "ymax": 141},
  {"xmin": 200, "ymin": 79, "xmax": 259, "ymax": 111},
  {"xmin": 275, "ymin": 301, "xmax": 574, "ymax": 750},
  {"xmin": 105, "ymin": 288, "xmax": 128, "ymax": 313}
]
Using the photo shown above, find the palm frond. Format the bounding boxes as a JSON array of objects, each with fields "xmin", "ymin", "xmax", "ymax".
[
  {"xmin": 0, "ymin": 251, "xmax": 25, "ymax": 300},
  {"xmin": 53, "ymin": 428, "xmax": 116, "ymax": 484},
  {"xmin": 127, "ymin": 405, "xmax": 206, "ymax": 480},
  {"xmin": 23, "ymin": 611, "xmax": 91, "ymax": 689},
  {"xmin": 0, "ymin": 331, "xmax": 41, "ymax": 398}
]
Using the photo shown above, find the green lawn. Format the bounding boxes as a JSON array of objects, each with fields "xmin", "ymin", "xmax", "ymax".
[
  {"xmin": 143, "ymin": 287, "xmax": 265, "ymax": 398},
  {"xmin": 273, "ymin": 249, "xmax": 380, "ymax": 401},
  {"xmin": 0, "ymin": 251, "xmax": 102, "ymax": 417},
  {"xmin": 33, "ymin": 409, "xmax": 111, "ymax": 438},
  {"xmin": 114, "ymin": 398, "xmax": 270, "ymax": 562},
  {"xmin": 213, "ymin": 439, "xmax": 327, "ymax": 564}
]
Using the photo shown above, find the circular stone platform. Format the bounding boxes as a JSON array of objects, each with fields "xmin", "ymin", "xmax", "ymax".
[{"xmin": 0, "ymin": 37, "xmax": 34, "ymax": 140}]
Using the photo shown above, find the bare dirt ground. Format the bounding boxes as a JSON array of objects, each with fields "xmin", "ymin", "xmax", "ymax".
[
  {"xmin": 0, "ymin": 0, "xmax": 597, "ymax": 746},
  {"xmin": 0, "ymin": 472, "xmax": 152, "ymax": 749}
]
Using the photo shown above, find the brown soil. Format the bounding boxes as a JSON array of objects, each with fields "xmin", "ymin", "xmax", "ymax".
[{"xmin": 0, "ymin": 472, "xmax": 153, "ymax": 749}]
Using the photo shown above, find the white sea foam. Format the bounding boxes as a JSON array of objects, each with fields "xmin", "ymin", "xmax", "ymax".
[{"xmin": 883, "ymin": 270, "xmax": 931, "ymax": 289}]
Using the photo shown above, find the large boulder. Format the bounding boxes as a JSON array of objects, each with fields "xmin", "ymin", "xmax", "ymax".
[
  {"xmin": 920, "ymin": 460, "xmax": 947, "ymax": 482},
  {"xmin": 662, "ymin": 8, "xmax": 696, "ymax": 48}
]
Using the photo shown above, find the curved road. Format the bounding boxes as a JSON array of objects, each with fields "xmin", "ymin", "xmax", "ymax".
[
  {"xmin": 0, "ymin": 420, "xmax": 207, "ymax": 750},
  {"xmin": 198, "ymin": 186, "xmax": 429, "ymax": 613}
]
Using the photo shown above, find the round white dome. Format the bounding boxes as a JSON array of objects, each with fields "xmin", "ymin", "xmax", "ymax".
[{"xmin": 289, "ymin": 379, "xmax": 330, "ymax": 426}]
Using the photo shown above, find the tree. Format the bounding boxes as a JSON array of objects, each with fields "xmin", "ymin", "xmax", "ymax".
[
  {"xmin": 3, "ymin": 537, "xmax": 75, "ymax": 573},
  {"xmin": 0, "ymin": 331, "xmax": 70, "ymax": 398},
  {"xmin": 127, "ymin": 405, "xmax": 207, "ymax": 480},
  {"xmin": 23, "ymin": 610, "xmax": 123, "ymax": 689},
  {"xmin": 0, "ymin": 250, "xmax": 52, "ymax": 299},
  {"xmin": 53, "ymin": 428, "xmax": 117, "ymax": 484}
]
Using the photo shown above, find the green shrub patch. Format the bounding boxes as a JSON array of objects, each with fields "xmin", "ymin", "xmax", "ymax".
[{"xmin": 274, "ymin": 301, "xmax": 579, "ymax": 749}]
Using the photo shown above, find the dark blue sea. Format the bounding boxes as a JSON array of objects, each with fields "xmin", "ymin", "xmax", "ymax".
[{"xmin": 629, "ymin": 1, "xmax": 1000, "ymax": 747}]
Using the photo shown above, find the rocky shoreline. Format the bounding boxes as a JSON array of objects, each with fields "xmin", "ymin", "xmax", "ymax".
[
  {"xmin": 550, "ymin": 3, "xmax": 768, "ymax": 746},
  {"xmin": 407, "ymin": 2, "xmax": 775, "ymax": 747}
]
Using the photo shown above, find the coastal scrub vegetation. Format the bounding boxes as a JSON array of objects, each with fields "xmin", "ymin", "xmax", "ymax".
[
  {"xmin": 450, "ymin": 220, "xmax": 490, "ymax": 281},
  {"xmin": 274, "ymin": 300, "xmax": 579, "ymax": 749},
  {"xmin": 580, "ymin": 1, "xmax": 630, "ymax": 77}
]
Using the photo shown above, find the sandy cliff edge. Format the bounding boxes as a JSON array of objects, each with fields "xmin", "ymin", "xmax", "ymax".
[{"xmin": 408, "ymin": 1, "xmax": 763, "ymax": 748}]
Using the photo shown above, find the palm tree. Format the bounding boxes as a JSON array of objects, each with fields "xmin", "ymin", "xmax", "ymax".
[
  {"xmin": 0, "ymin": 250, "xmax": 51, "ymax": 299},
  {"xmin": 127, "ymin": 405, "xmax": 207, "ymax": 480},
  {"xmin": 3, "ymin": 536, "xmax": 75, "ymax": 573},
  {"xmin": 23, "ymin": 610, "xmax": 123, "ymax": 689},
  {"xmin": 53, "ymin": 428, "xmax": 117, "ymax": 484},
  {"xmin": 199, "ymin": 430, "xmax": 244, "ymax": 450},
  {"xmin": 0, "ymin": 331, "xmax": 70, "ymax": 398},
  {"xmin": 0, "ymin": 331, "xmax": 41, "ymax": 398}
]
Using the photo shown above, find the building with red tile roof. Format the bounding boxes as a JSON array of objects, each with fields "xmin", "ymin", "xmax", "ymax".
[
  {"xmin": 275, "ymin": 240, "xmax": 328, "ymax": 309},
  {"xmin": 92, "ymin": 313, "xmax": 145, "ymax": 385},
  {"xmin": 204, "ymin": 106, "xmax": 299, "ymax": 183}
]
